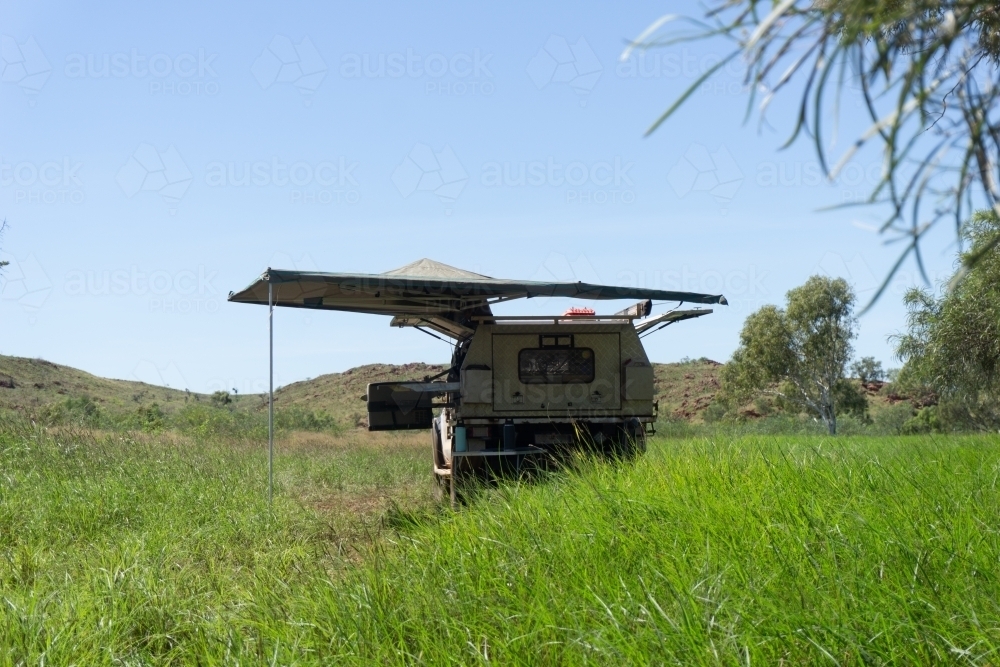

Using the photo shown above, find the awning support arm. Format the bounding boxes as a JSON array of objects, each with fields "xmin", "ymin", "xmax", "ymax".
[
  {"xmin": 268, "ymin": 280, "xmax": 274, "ymax": 507},
  {"xmin": 414, "ymin": 324, "xmax": 451, "ymax": 344}
]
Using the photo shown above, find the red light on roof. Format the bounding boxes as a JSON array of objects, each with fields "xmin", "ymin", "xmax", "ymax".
[{"xmin": 562, "ymin": 306, "xmax": 596, "ymax": 317}]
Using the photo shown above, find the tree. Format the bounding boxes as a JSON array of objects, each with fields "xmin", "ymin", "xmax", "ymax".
[
  {"xmin": 893, "ymin": 209, "xmax": 1000, "ymax": 429},
  {"xmin": 851, "ymin": 356, "xmax": 886, "ymax": 384},
  {"xmin": 626, "ymin": 2, "xmax": 1000, "ymax": 303},
  {"xmin": 721, "ymin": 276, "xmax": 859, "ymax": 434},
  {"xmin": 210, "ymin": 390, "xmax": 232, "ymax": 408}
]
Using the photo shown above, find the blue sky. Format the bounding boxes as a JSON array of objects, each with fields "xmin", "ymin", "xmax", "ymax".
[{"xmin": 0, "ymin": 1, "xmax": 960, "ymax": 393}]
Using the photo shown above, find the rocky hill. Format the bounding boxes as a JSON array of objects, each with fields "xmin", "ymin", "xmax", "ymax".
[{"xmin": 0, "ymin": 355, "xmax": 726, "ymax": 426}]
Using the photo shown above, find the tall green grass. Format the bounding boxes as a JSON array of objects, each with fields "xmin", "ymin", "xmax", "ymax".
[
  {"xmin": 2, "ymin": 413, "xmax": 999, "ymax": 664},
  {"xmin": 26, "ymin": 396, "xmax": 343, "ymax": 439},
  {"xmin": 0, "ymin": 416, "xmax": 428, "ymax": 664},
  {"xmin": 292, "ymin": 435, "xmax": 1000, "ymax": 664}
]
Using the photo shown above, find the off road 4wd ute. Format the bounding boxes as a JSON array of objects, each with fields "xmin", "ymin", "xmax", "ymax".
[{"xmin": 230, "ymin": 259, "xmax": 726, "ymax": 505}]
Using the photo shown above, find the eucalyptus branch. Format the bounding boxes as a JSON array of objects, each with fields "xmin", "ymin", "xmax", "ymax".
[{"xmin": 629, "ymin": 1, "xmax": 1000, "ymax": 309}]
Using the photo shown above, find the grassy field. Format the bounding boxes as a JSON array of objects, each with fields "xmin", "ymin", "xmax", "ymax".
[{"xmin": 2, "ymin": 415, "xmax": 999, "ymax": 665}]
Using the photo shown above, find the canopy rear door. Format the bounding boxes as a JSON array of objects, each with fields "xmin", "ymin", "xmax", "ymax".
[{"xmin": 491, "ymin": 332, "xmax": 621, "ymax": 411}]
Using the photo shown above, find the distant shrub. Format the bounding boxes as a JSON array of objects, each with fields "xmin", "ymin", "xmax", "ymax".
[
  {"xmin": 872, "ymin": 402, "xmax": 915, "ymax": 435},
  {"xmin": 901, "ymin": 406, "xmax": 944, "ymax": 435},
  {"xmin": 172, "ymin": 405, "xmax": 264, "ymax": 441},
  {"xmin": 171, "ymin": 404, "xmax": 341, "ymax": 441},
  {"xmin": 136, "ymin": 403, "xmax": 166, "ymax": 433},
  {"xmin": 274, "ymin": 407, "xmax": 341, "ymax": 433},
  {"xmin": 210, "ymin": 391, "xmax": 232, "ymax": 407},
  {"xmin": 702, "ymin": 400, "xmax": 727, "ymax": 423},
  {"xmin": 37, "ymin": 395, "xmax": 104, "ymax": 427}
]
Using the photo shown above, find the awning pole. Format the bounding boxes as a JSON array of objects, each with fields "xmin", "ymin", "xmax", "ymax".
[{"xmin": 268, "ymin": 279, "xmax": 274, "ymax": 507}]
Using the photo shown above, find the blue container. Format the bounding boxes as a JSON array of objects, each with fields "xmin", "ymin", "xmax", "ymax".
[
  {"xmin": 454, "ymin": 426, "xmax": 468, "ymax": 452},
  {"xmin": 503, "ymin": 423, "xmax": 516, "ymax": 450}
]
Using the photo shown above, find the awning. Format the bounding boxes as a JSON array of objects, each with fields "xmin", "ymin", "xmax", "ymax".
[{"xmin": 228, "ymin": 258, "xmax": 727, "ymax": 338}]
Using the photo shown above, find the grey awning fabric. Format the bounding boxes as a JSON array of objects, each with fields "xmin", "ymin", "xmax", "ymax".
[{"xmin": 228, "ymin": 259, "xmax": 727, "ymax": 334}]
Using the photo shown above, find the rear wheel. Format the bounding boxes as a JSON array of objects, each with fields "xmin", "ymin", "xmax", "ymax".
[
  {"xmin": 431, "ymin": 420, "xmax": 448, "ymax": 504},
  {"xmin": 623, "ymin": 419, "xmax": 647, "ymax": 459},
  {"xmin": 431, "ymin": 419, "xmax": 445, "ymax": 468},
  {"xmin": 606, "ymin": 419, "xmax": 647, "ymax": 459}
]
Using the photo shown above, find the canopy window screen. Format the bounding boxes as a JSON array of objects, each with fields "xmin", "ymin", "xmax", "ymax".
[{"xmin": 518, "ymin": 348, "xmax": 595, "ymax": 384}]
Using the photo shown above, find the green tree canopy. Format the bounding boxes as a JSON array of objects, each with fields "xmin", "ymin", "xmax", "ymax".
[
  {"xmin": 721, "ymin": 276, "xmax": 860, "ymax": 434},
  {"xmin": 893, "ymin": 209, "xmax": 1000, "ymax": 429},
  {"xmin": 851, "ymin": 356, "xmax": 886, "ymax": 384}
]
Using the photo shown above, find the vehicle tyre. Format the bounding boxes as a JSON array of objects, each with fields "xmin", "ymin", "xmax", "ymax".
[
  {"xmin": 624, "ymin": 418, "xmax": 647, "ymax": 459},
  {"xmin": 431, "ymin": 419, "xmax": 450, "ymax": 504},
  {"xmin": 432, "ymin": 418, "xmax": 449, "ymax": 467},
  {"xmin": 432, "ymin": 472, "xmax": 447, "ymax": 503}
]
